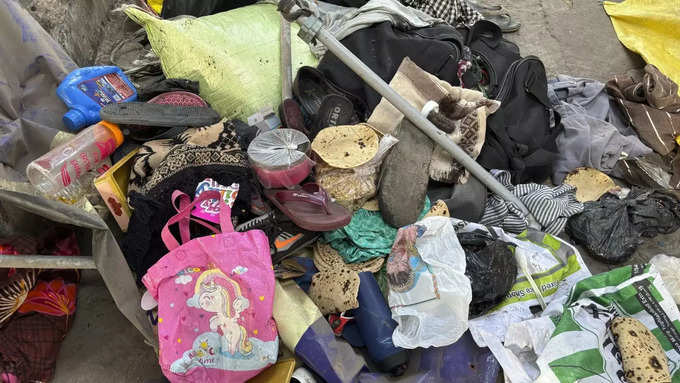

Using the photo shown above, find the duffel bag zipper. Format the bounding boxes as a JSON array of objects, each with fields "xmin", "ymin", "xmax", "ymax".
[
  {"xmin": 470, "ymin": 50, "xmax": 497, "ymax": 93},
  {"xmin": 494, "ymin": 56, "xmax": 543, "ymax": 102},
  {"xmin": 411, "ymin": 29, "xmax": 462, "ymax": 61}
]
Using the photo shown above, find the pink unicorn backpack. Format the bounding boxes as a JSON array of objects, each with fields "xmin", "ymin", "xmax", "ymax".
[{"xmin": 143, "ymin": 190, "xmax": 278, "ymax": 382}]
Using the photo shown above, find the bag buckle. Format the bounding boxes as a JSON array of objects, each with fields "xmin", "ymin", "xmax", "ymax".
[{"xmin": 329, "ymin": 312, "xmax": 354, "ymax": 336}]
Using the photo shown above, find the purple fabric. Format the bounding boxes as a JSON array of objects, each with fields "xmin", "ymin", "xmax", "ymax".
[
  {"xmin": 357, "ymin": 331, "xmax": 500, "ymax": 383},
  {"xmin": 294, "ymin": 317, "xmax": 365, "ymax": 383}
]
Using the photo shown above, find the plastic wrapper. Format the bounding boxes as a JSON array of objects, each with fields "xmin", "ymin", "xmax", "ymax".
[
  {"xmin": 247, "ymin": 129, "xmax": 314, "ymax": 189},
  {"xmin": 316, "ymin": 134, "xmax": 398, "ymax": 211},
  {"xmin": 566, "ymin": 188, "xmax": 680, "ymax": 264},
  {"xmin": 650, "ymin": 254, "xmax": 680, "ymax": 305},
  {"xmin": 458, "ymin": 231, "xmax": 517, "ymax": 318},
  {"xmin": 387, "ymin": 216, "xmax": 471, "ymax": 349},
  {"xmin": 463, "ymin": 221, "xmax": 591, "ymax": 349}
]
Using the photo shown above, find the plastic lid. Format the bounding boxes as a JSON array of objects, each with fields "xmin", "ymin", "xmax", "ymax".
[
  {"xmin": 99, "ymin": 120, "xmax": 124, "ymax": 146},
  {"xmin": 247, "ymin": 129, "xmax": 310, "ymax": 170},
  {"xmin": 63, "ymin": 109, "xmax": 86, "ymax": 131}
]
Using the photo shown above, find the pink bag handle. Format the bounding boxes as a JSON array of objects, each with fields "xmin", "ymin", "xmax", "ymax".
[
  {"xmin": 161, "ymin": 190, "xmax": 235, "ymax": 251},
  {"xmin": 170, "ymin": 191, "xmax": 223, "ymax": 244}
]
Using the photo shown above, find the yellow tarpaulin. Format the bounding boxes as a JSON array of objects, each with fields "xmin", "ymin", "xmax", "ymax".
[{"xmin": 604, "ymin": 0, "xmax": 680, "ymax": 95}]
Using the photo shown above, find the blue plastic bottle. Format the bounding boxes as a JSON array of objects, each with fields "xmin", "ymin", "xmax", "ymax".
[{"xmin": 57, "ymin": 66, "xmax": 137, "ymax": 131}]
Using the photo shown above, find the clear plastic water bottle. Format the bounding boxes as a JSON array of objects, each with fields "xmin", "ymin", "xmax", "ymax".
[{"xmin": 26, "ymin": 121, "xmax": 123, "ymax": 203}]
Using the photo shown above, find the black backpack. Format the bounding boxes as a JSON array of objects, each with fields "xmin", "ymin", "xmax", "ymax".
[
  {"xmin": 476, "ymin": 56, "xmax": 562, "ymax": 184},
  {"xmin": 458, "ymin": 20, "xmax": 521, "ymax": 98},
  {"xmin": 317, "ymin": 21, "xmax": 465, "ymax": 115}
]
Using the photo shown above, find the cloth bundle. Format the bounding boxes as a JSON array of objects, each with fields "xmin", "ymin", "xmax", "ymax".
[
  {"xmin": 480, "ymin": 170, "xmax": 584, "ymax": 235},
  {"xmin": 607, "ymin": 64, "xmax": 680, "ymax": 188},
  {"xmin": 323, "ymin": 200, "xmax": 430, "ymax": 264},
  {"xmin": 547, "ymin": 75, "xmax": 652, "ymax": 184}
]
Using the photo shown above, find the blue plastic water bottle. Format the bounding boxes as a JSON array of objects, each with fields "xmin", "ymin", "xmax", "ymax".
[{"xmin": 57, "ymin": 66, "xmax": 137, "ymax": 131}]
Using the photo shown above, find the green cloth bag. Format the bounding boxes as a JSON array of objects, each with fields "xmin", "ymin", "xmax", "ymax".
[{"xmin": 125, "ymin": 4, "xmax": 318, "ymax": 120}]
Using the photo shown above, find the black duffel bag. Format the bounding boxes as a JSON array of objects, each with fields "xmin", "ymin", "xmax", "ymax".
[
  {"xmin": 458, "ymin": 20, "xmax": 520, "ymax": 98},
  {"xmin": 317, "ymin": 21, "xmax": 465, "ymax": 116}
]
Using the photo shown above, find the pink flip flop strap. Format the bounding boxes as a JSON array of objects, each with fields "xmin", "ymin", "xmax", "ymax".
[
  {"xmin": 274, "ymin": 184, "xmax": 330, "ymax": 214},
  {"xmin": 161, "ymin": 190, "xmax": 234, "ymax": 251}
]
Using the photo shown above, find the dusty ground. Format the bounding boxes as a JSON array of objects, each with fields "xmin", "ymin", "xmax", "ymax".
[{"xmin": 17, "ymin": 0, "xmax": 652, "ymax": 381}]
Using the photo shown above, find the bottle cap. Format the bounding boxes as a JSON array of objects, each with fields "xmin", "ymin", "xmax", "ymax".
[
  {"xmin": 63, "ymin": 109, "xmax": 86, "ymax": 131},
  {"xmin": 99, "ymin": 121, "xmax": 124, "ymax": 146}
]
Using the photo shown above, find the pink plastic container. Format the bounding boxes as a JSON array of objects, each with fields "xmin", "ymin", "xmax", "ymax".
[{"xmin": 247, "ymin": 129, "xmax": 313, "ymax": 189}]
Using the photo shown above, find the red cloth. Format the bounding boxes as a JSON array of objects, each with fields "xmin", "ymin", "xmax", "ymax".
[{"xmin": 0, "ymin": 312, "xmax": 72, "ymax": 382}]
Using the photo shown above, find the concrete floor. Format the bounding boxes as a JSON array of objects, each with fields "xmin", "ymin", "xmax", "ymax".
[
  {"xmin": 38, "ymin": 0, "xmax": 648, "ymax": 381},
  {"xmin": 52, "ymin": 271, "xmax": 161, "ymax": 382}
]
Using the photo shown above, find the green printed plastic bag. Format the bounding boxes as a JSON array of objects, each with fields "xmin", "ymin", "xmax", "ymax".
[
  {"xmin": 533, "ymin": 264, "xmax": 680, "ymax": 383},
  {"xmin": 494, "ymin": 264, "xmax": 680, "ymax": 383},
  {"xmin": 124, "ymin": 5, "xmax": 318, "ymax": 120}
]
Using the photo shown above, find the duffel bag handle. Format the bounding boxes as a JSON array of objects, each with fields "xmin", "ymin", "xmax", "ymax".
[{"xmin": 465, "ymin": 20, "xmax": 502, "ymax": 48}]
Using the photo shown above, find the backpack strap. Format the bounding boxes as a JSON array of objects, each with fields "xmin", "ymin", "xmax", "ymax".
[{"xmin": 161, "ymin": 190, "xmax": 234, "ymax": 251}]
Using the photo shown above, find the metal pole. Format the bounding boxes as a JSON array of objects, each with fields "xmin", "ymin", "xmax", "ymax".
[
  {"xmin": 288, "ymin": 11, "xmax": 537, "ymax": 226},
  {"xmin": 0, "ymin": 255, "xmax": 97, "ymax": 269},
  {"xmin": 280, "ymin": 16, "xmax": 293, "ymax": 100}
]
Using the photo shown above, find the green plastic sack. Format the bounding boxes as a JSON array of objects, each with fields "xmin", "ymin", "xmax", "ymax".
[{"xmin": 125, "ymin": 5, "xmax": 318, "ymax": 120}]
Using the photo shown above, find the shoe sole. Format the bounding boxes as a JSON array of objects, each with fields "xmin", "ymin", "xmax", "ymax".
[
  {"xmin": 271, "ymin": 235, "xmax": 320, "ymax": 264},
  {"xmin": 100, "ymin": 102, "xmax": 221, "ymax": 127}
]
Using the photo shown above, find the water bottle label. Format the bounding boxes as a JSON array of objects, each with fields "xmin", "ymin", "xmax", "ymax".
[
  {"xmin": 58, "ymin": 138, "xmax": 118, "ymax": 187},
  {"xmin": 95, "ymin": 138, "xmax": 118, "ymax": 162},
  {"xmin": 77, "ymin": 73, "xmax": 135, "ymax": 106}
]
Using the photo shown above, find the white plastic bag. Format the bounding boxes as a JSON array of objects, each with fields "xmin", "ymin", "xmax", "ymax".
[
  {"xmin": 386, "ymin": 216, "xmax": 471, "ymax": 348},
  {"xmin": 650, "ymin": 254, "xmax": 680, "ymax": 305}
]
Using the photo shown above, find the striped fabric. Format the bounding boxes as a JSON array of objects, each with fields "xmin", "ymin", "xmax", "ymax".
[{"xmin": 480, "ymin": 170, "xmax": 584, "ymax": 235}]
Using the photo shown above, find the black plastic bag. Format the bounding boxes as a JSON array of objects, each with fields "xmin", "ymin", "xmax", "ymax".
[
  {"xmin": 160, "ymin": 0, "xmax": 257, "ymax": 18},
  {"xmin": 566, "ymin": 189, "xmax": 680, "ymax": 264},
  {"xmin": 458, "ymin": 230, "xmax": 517, "ymax": 317}
]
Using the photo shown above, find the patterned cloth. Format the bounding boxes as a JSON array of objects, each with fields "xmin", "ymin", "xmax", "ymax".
[
  {"xmin": 129, "ymin": 119, "xmax": 248, "ymax": 193},
  {"xmin": 0, "ymin": 270, "xmax": 38, "ymax": 325},
  {"xmin": 0, "ymin": 271, "xmax": 78, "ymax": 382},
  {"xmin": 480, "ymin": 170, "xmax": 584, "ymax": 235},
  {"xmin": 427, "ymin": 89, "xmax": 500, "ymax": 184},
  {"xmin": 401, "ymin": 0, "xmax": 482, "ymax": 27}
]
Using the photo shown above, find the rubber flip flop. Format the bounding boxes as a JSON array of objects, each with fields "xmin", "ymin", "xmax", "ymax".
[
  {"xmin": 279, "ymin": 98, "xmax": 309, "ymax": 137},
  {"xmin": 310, "ymin": 94, "xmax": 359, "ymax": 140},
  {"xmin": 483, "ymin": 13, "xmax": 521, "ymax": 33},
  {"xmin": 468, "ymin": 0, "xmax": 503, "ymax": 12},
  {"xmin": 100, "ymin": 102, "xmax": 221, "ymax": 127},
  {"xmin": 264, "ymin": 183, "xmax": 351, "ymax": 232}
]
